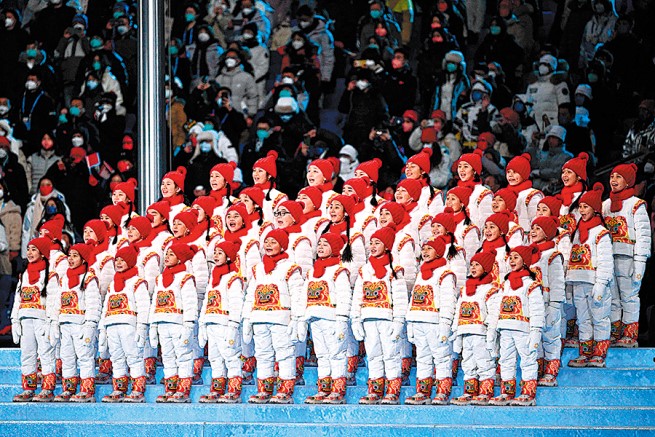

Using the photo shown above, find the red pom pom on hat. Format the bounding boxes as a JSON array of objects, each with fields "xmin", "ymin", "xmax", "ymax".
[
  {"xmin": 578, "ymin": 182, "xmax": 604, "ymax": 212},
  {"xmin": 612, "ymin": 163, "xmax": 638, "ymax": 188},
  {"xmin": 563, "ymin": 152, "xmax": 589, "ymax": 181},
  {"xmin": 407, "ymin": 147, "xmax": 433, "ymax": 174}
]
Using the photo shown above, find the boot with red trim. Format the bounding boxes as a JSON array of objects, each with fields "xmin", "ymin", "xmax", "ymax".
[
  {"xmin": 13, "ymin": 373, "xmax": 37, "ymax": 402},
  {"xmin": 168, "ymin": 377, "xmax": 192, "ymax": 403},
  {"xmin": 156, "ymin": 376, "xmax": 178, "ymax": 403},
  {"xmin": 102, "ymin": 376, "xmax": 128, "ymax": 403},
  {"xmin": 510, "ymin": 380, "xmax": 537, "ymax": 406},
  {"xmin": 406, "ymin": 377, "xmax": 434, "ymax": 405},
  {"xmin": 270, "ymin": 378, "xmax": 295, "ymax": 404},
  {"xmin": 324, "ymin": 377, "xmax": 347, "ymax": 404},
  {"xmin": 241, "ymin": 355, "xmax": 256, "ymax": 385},
  {"xmin": 381, "ymin": 378, "xmax": 402, "ymax": 405},
  {"xmin": 587, "ymin": 340, "xmax": 610, "ymax": 367},
  {"xmin": 431, "ymin": 377, "xmax": 453, "ymax": 405},
  {"xmin": 538, "ymin": 360, "xmax": 560, "ymax": 386},
  {"xmin": 54, "ymin": 376, "xmax": 79, "ymax": 402},
  {"xmin": 71, "ymin": 377, "xmax": 96, "ymax": 402},
  {"xmin": 200, "ymin": 377, "xmax": 227, "ymax": 403},
  {"xmin": 359, "ymin": 378, "xmax": 385, "ymax": 404},
  {"xmin": 616, "ymin": 322, "xmax": 638, "ymax": 348},
  {"xmin": 471, "ymin": 378, "xmax": 495, "ymax": 405},
  {"xmin": 568, "ymin": 340, "xmax": 593, "ymax": 367},
  {"xmin": 451, "ymin": 379, "xmax": 478, "ymax": 406},
  {"xmin": 123, "ymin": 376, "xmax": 146, "ymax": 403},
  {"xmin": 144, "ymin": 357, "xmax": 157, "ymax": 384},
  {"xmin": 218, "ymin": 376, "xmax": 243, "ymax": 403},
  {"xmin": 192, "ymin": 358, "xmax": 204, "ymax": 385},
  {"xmin": 248, "ymin": 377, "xmax": 275, "ymax": 404},
  {"xmin": 489, "ymin": 379, "xmax": 516, "ymax": 406},
  {"xmin": 32, "ymin": 373, "xmax": 56, "ymax": 402},
  {"xmin": 305, "ymin": 376, "xmax": 332, "ymax": 404},
  {"xmin": 95, "ymin": 358, "xmax": 112, "ymax": 384}
]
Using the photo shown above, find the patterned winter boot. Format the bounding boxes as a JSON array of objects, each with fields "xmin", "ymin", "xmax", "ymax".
[
  {"xmin": 305, "ymin": 377, "xmax": 332, "ymax": 404},
  {"xmin": 568, "ymin": 340, "xmax": 593, "ymax": 367},
  {"xmin": 616, "ymin": 322, "xmax": 638, "ymax": 348},
  {"xmin": 144, "ymin": 357, "xmax": 157, "ymax": 384},
  {"xmin": 401, "ymin": 358, "xmax": 412, "ymax": 386},
  {"xmin": 248, "ymin": 377, "xmax": 275, "ymax": 404},
  {"xmin": 168, "ymin": 377, "xmax": 192, "ymax": 403},
  {"xmin": 587, "ymin": 340, "xmax": 610, "ymax": 367},
  {"xmin": 489, "ymin": 379, "xmax": 516, "ymax": 406},
  {"xmin": 54, "ymin": 376, "xmax": 79, "ymax": 402},
  {"xmin": 346, "ymin": 356, "xmax": 359, "ymax": 386},
  {"xmin": 564, "ymin": 320, "xmax": 579, "ymax": 348},
  {"xmin": 406, "ymin": 377, "xmax": 434, "ymax": 405},
  {"xmin": 13, "ymin": 373, "xmax": 37, "ymax": 402},
  {"xmin": 359, "ymin": 377, "xmax": 385, "ymax": 404},
  {"xmin": 192, "ymin": 358, "xmax": 205, "ymax": 385},
  {"xmin": 610, "ymin": 321, "xmax": 623, "ymax": 345},
  {"xmin": 295, "ymin": 356, "xmax": 306, "ymax": 386},
  {"xmin": 218, "ymin": 376, "xmax": 243, "ymax": 403},
  {"xmin": 538, "ymin": 360, "xmax": 561, "ymax": 386},
  {"xmin": 32, "ymin": 373, "xmax": 56, "ymax": 402},
  {"xmin": 95, "ymin": 358, "xmax": 112, "ymax": 384},
  {"xmin": 102, "ymin": 376, "xmax": 129, "ymax": 403},
  {"xmin": 431, "ymin": 377, "xmax": 453, "ymax": 405},
  {"xmin": 270, "ymin": 379, "xmax": 295, "ymax": 404},
  {"xmin": 241, "ymin": 355, "xmax": 257, "ymax": 385},
  {"xmin": 451, "ymin": 379, "xmax": 478, "ymax": 406},
  {"xmin": 451, "ymin": 358, "xmax": 460, "ymax": 385},
  {"xmin": 200, "ymin": 377, "xmax": 227, "ymax": 403},
  {"xmin": 510, "ymin": 380, "xmax": 537, "ymax": 406},
  {"xmin": 324, "ymin": 377, "xmax": 347, "ymax": 404},
  {"xmin": 537, "ymin": 358, "xmax": 545, "ymax": 380},
  {"xmin": 72, "ymin": 377, "xmax": 96, "ymax": 402},
  {"xmin": 156, "ymin": 376, "xmax": 179, "ymax": 403},
  {"xmin": 55, "ymin": 359, "xmax": 62, "ymax": 383},
  {"xmin": 471, "ymin": 378, "xmax": 495, "ymax": 405},
  {"xmin": 381, "ymin": 378, "xmax": 402, "ymax": 405},
  {"xmin": 123, "ymin": 376, "xmax": 146, "ymax": 403}
]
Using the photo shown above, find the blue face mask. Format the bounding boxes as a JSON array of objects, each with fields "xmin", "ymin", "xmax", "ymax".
[
  {"xmin": 92, "ymin": 61, "xmax": 102, "ymax": 71},
  {"xmin": 86, "ymin": 80, "xmax": 98, "ymax": 90},
  {"xmin": 185, "ymin": 13, "xmax": 196, "ymax": 22},
  {"xmin": 113, "ymin": 11, "xmax": 124, "ymax": 19},
  {"xmin": 256, "ymin": 129, "xmax": 270, "ymax": 141},
  {"xmin": 279, "ymin": 114, "xmax": 293, "ymax": 122},
  {"xmin": 199, "ymin": 141, "xmax": 212, "ymax": 153},
  {"xmin": 58, "ymin": 113, "xmax": 67, "ymax": 124},
  {"xmin": 279, "ymin": 89, "xmax": 292, "ymax": 98},
  {"xmin": 513, "ymin": 102, "xmax": 525, "ymax": 113},
  {"xmin": 69, "ymin": 106, "xmax": 81, "ymax": 117},
  {"xmin": 46, "ymin": 205, "xmax": 57, "ymax": 215},
  {"xmin": 446, "ymin": 62, "xmax": 457, "ymax": 73},
  {"xmin": 169, "ymin": 46, "xmax": 179, "ymax": 56},
  {"xmin": 490, "ymin": 25, "xmax": 501, "ymax": 35},
  {"xmin": 587, "ymin": 73, "xmax": 599, "ymax": 83},
  {"xmin": 471, "ymin": 90, "xmax": 483, "ymax": 102},
  {"xmin": 26, "ymin": 49, "xmax": 37, "ymax": 58},
  {"xmin": 203, "ymin": 124, "xmax": 214, "ymax": 131},
  {"xmin": 368, "ymin": 44, "xmax": 379, "ymax": 50},
  {"xmin": 370, "ymin": 9, "xmax": 382, "ymax": 19},
  {"xmin": 90, "ymin": 39, "xmax": 102, "ymax": 49}
]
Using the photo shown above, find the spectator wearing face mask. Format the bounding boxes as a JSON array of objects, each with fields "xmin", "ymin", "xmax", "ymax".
[
  {"xmin": 232, "ymin": 0, "xmax": 271, "ymax": 44},
  {"xmin": 240, "ymin": 23, "xmax": 270, "ymax": 110},
  {"xmin": 90, "ymin": 92, "xmax": 126, "ymax": 167},
  {"xmin": 528, "ymin": 125, "xmax": 574, "ymax": 193},
  {"xmin": 26, "ymin": 132, "xmax": 61, "ymax": 195},
  {"xmin": 56, "ymin": 97, "xmax": 100, "ymax": 151},
  {"xmin": 357, "ymin": 0, "xmax": 402, "ymax": 51},
  {"xmin": 0, "ymin": 119, "xmax": 28, "ymax": 173},
  {"xmin": 381, "ymin": 48, "xmax": 417, "ymax": 118},
  {"xmin": 277, "ymin": 37, "xmax": 319, "ymax": 123},
  {"xmin": 0, "ymin": 9, "xmax": 29, "ymax": 99},
  {"xmin": 15, "ymin": 41, "xmax": 60, "ymax": 102},
  {"xmin": 338, "ymin": 144, "xmax": 360, "ymax": 182},
  {"xmin": 417, "ymin": 27, "xmax": 460, "ymax": 115},
  {"xmin": 430, "ymin": 50, "xmax": 469, "ymax": 122},
  {"xmin": 0, "ymin": 137, "xmax": 29, "ymax": 211},
  {"xmin": 79, "ymin": 58, "xmax": 126, "ymax": 116},
  {"xmin": 425, "ymin": 0, "xmax": 466, "ymax": 44},
  {"xmin": 15, "ymin": 71, "xmax": 56, "ymax": 152},
  {"xmin": 454, "ymin": 79, "xmax": 501, "ymax": 148},
  {"xmin": 29, "ymin": 0, "xmax": 77, "ymax": 55},
  {"xmin": 409, "ymin": 109, "xmax": 462, "ymax": 162},
  {"xmin": 524, "ymin": 54, "xmax": 570, "ymax": 130},
  {"xmin": 240, "ymin": 117, "xmax": 286, "ymax": 187},
  {"xmin": 511, "ymin": 94, "xmax": 539, "ymax": 142},
  {"xmin": 216, "ymin": 49, "xmax": 258, "ymax": 120},
  {"xmin": 112, "ymin": 14, "xmax": 137, "ymax": 111},
  {"xmin": 173, "ymin": 2, "xmax": 202, "ymax": 49},
  {"xmin": 579, "ymin": 0, "xmax": 617, "ymax": 69},
  {"xmin": 474, "ymin": 17, "xmax": 525, "ymax": 89},
  {"xmin": 54, "ymin": 14, "xmax": 91, "ymax": 107},
  {"xmin": 76, "ymin": 34, "xmax": 129, "ymax": 102},
  {"xmin": 188, "ymin": 25, "xmax": 223, "ymax": 90},
  {"xmin": 182, "ymin": 129, "xmax": 237, "ymax": 200},
  {"xmin": 498, "ymin": 0, "xmax": 534, "ymax": 53},
  {"xmin": 492, "ymin": 107, "xmax": 527, "ymax": 160},
  {"xmin": 295, "ymin": 5, "xmax": 335, "ymax": 91}
]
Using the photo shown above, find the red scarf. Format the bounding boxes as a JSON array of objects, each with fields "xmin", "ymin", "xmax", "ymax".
[
  {"xmin": 417, "ymin": 178, "xmax": 428, "ymax": 187},
  {"xmin": 508, "ymin": 269, "xmax": 530, "ymax": 290},
  {"xmin": 465, "ymin": 274, "xmax": 493, "ymax": 296},
  {"xmin": 162, "ymin": 263, "xmax": 187, "ymax": 287},
  {"xmin": 457, "ymin": 179, "xmax": 478, "ymax": 190},
  {"xmin": 420, "ymin": 257, "xmax": 447, "ymax": 280},
  {"xmin": 610, "ymin": 188, "xmax": 635, "ymax": 213},
  {"xmin": 402, "ymin": 201, "xmax": 418, "ymax": 214},
  {"xmin": 114, "ymin": 267, "xmax": 138, "ymax": 292},
  {"xmin": 254, "ymin": 182, "xmax": 273, "ymax": 192},
  {"xmin": 453, "ymin": 210, "xmax": 466, "ymax": 225},
  {"xmin": 225, "ymin": 226, "xmax": 249, "ymax": 243},
  {"xmin": 482, "ymin": 237, "xmax": 505, "ymax": 253},
  {"xmin": 330, "ymin": 218, "xmax": 354, "ymax": 234},
  {"xmin": 67, "ymin": 264, "xmax": 87, "ymax": 289},
  {"xmin": 315, "ymin": 182, "xmax": 333, "ymax": 193},
  {"xmin": 303, "ymin": 209, "xmax": 322, "ymax": 221},
  {"xmin": 27, "ymin": 259, "xmax": 47, "ymax": 284},
  {"xmin": 211, "ymin": 263, "xmax": 237, "ymax": 287},
  {"xmin": 508, "ymin": 180, "xmax": 533, "ymax": 196},
  {"xmin": 263, "ymin": 252, "xmax": 289, "ymax": 274},
  {"xmin": 535, "ymin": 240, "xmax": 555, "ymax": 254},
  {"xmin": 165, "ymin": 194, "xmax": 184, "ymax": 207},
  {"xmin": 369, "ymin": 253, "xmax": 391, "ymax": 279},
  {"xmin": 143, "ymin": 224, "xmax": 168, "ymax": 246},
  {"xmin": 352, "ymin": 200, "xmax": 365, "ymax": 216},
  {"xmin": 561, "ymin": 182, "xmax": 583, "ymax": 207},
  {"xmin": 577, "ymin": 216, "xmax": 603, "ymax": 244},
  {"xmin": 91, "ymin": 238, "xmax": 109, "ymax": 264},
  {"xmin": 313, "ymin": 255, "xmax": 341, "ymax": 278},
  {"xmin": 210, "ymin": 188, "xmax": 227, "ymax": 206}
]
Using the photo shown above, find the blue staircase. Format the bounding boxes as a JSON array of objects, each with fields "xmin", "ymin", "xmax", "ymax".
[{"xmin": 1, "ymin": 347, "xmax": 654, "ymax": 436}]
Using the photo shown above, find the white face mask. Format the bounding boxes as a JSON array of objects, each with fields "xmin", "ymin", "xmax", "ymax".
[
  {"xmin": 71, "ymin": 137, "xmax": 84, "ymax": 147},
  {"xmin": 50, "ymin": 0, "xmax": 62, "ymax": 4},
  {"xmin": 291, "ymin": 40, "xmax": 304, "ymax": 50},
  {"xmin": 165, "ymin": 88, "xmax": 172, "ymax": 98},
  {"xmin": 281, "ymin": 76, "xmax": 294, "ymax": 85},
  {"xmin": 73, "ymin": 24, "xmax": 85, "ymax": 32},
  {"xmin": 0, "ymin": 150, "xmax": 6, "ymax": 160},
  {"xmin": 299, "ymin": 20, "xmax": 311, "ymax": 28},
  {"xmin": 198, "ymin": 32, "xmax": 210, "ymax": 42},
  {"xmin": 355, "ymin": 80, "xmax": 369, "ymax": 90},
  {"xmin": 242, "ymin": 7, "xmax": 253, "ymax": 15},
  {"xmin": 26, "ymin": 60, "xmax": 35, "ymax": 70},
  {"xmin": 225, "ymin": 58, "xmax": 238, "ymax": 68},
  {"xmin": 0, "ymin": 189, "xmax": 4, "ymax": 198},
  {"xmin": 0, "ymin": 105, "xmax": 8, "ymax": 115},
  {"xmin": 117, "ymin": 25, "xmax": 129, "ymax": 35},
  {"xmin": 243, "ymin": 32, "xmax": 254, "ymax": 40},
  {"xmin": 4, "ymin": 18, "xmax": 14, "ymax": 28},
  {"xmin": 538, "ymin": 65, "xmax": 550, "ymax": 76},
  {"xmin": 25, "ymin": 80, "xmax": 37, "ymax": 90}
]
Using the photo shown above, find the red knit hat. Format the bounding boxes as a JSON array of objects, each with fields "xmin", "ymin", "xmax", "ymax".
[
  {"xmin": 169, "ymin": 243, "xmax": 198, "ymax": 263},
  {"xmin": 344, "ymin": 177, "xmax": 369, "ymax": 200},
  {"xmin": 448, "ymin": 186, "xmax": 472, "ymax": 207},
  {"xmin": 432, "ymin": 207, "xmax": 456, "ymax": 233},
  {"xmin": 486, "ymin": 211, "xmax": 511, "ymax": 235},
  {"xmin": 69, "ymin": 243, "xmax": 93, "ymax": 264},
  {"xmin": 253, "ymin": 150, "xmax": 278, "ymax": 178},
  {"xmin": 500, "ymin": 107, "xmax": 520, "ymax": 127},
  {"xmin": 471, "ymin": 249, "xmax": 496, "ymax": 273},
  {"xmin": 298, "ymin": 186, "xmax": 322, "ymax": 210},
  {"xmin": 240, "ymin": 187, "xmax": 265, "ymax": 207},
  {"xmin": 216, "ymin": 240, "xmax": 241, "ymax": 262},
  {"xmin": 563, "ymin": 152, "xmax": 589, "ymax": 180},
  {"xmin": 174, "ymin": 208, "xmax": 199, "ymax": 231},
  {"xmin": 477, "ymin": 132, "xmax": 496, "ymax": 151},
  {"xmin": 226, "ymin": 203, "xmax": 248, "ymax": 222},
  {"xmin": 507, "ymin": 153, "xmax": 532, "ymax": 181},
  {"xmin": 264, "ymin": 228, "xmax": 289, "ymax": 251},
  {"xmin": 29, "ymin": 237, "xmax": 52, "ymax": 257},
  {"xmin": 309, "ymin": 158, "xmax": 334, "ymax": 183},
  {"xmin": 403, "ymin": 109, "xmax": 419, "ymax": 122},
  {"xmin": 532, "ymin": 216, "xmax": 559, "ymax": 240},
  {"xmin": 330, "ymin": 194, "xmax": 356, "ymax": 218},
  {"xmin": 210, "ymin": 161, "xmax": 237, "ymax": 182},
  {"xmin": 494, "ymin": 188, "xmax": 518, "ymax": 212},
  {"xmin": 319, "ymin": 232, "xmax": 348, "ymax": 255},
  {"xmin": 115, "ymin": 245, "xmax": 138, "ymax": 268},
  {"xmin": 397, "ymin": 178, "xmax": 422, "ymax": 202},
  {"xmin": 578, "ymin": 182, "xmax": 604, "ymax": 212},
  {"xmin": 430, "ymin": 109, "xmax": 447, "ymax": 121},
  {"xmin": 84, "ymin": 219, "xmax": 107, "ymax": 243},
  {"xmin": 128, "ymin": 216, "xmax": 152, "ymax": 239},
  {"xmin": 371, "ymin": 225, "xmax": 396, "ymax": 250},
  {"xmin": 458, "ymin": 149, "xmax": 483, "ymax": 175},
  {"xmin": 40, "ymin": 217, "xmax": 64, "ymax": 240},
  {"xmin": 612, "ymin": 163, "xmax": 638, "ymax": 188},
  {"xmin": 422, "ymin": 235, "xmax": 447, "ymax": 258},
  {"xmin": 380, "ymin": 202, "xmax": 407, "ymax": 226},
  {"xmin": 113, "ymin": 178, "xmax": 137, "ymax": 202},
  {"xmin": 163, "ymin": 166, "xmax": 187, "ymax": 191},
  {"xmin": 407, "ymin": 147, "xmax": 433, "ymax": 174},
  {"xmin": 147, "ymin": 201, "xmax": 170, "ymax": 220},
  {"xmin": 538, "ymin": 195, "xmax": 563, "ymax": 215},
  {"xmin": 327, "ymin": 157, "xmax": 341, "ymax": 178},
  {"xmin": 355, "ymin": 158, "xmax": 382, "ymax": 183},
  {"xmin": 192, "ymin": 196, "xmax": 217, "ymax": 217},
  {"xmin": 278, "ymin": 200, "xmax": 304, "ymax": 224},
  {"xmin": 511, "ymin": 245, "xmax": 539, "ymax": 267},
  {"xmin": 101, "ymin": 204, "xmax": 125, "ymax": 226},
  {"xmin": 420, "ymin": 128, "xmax": 438, "ymax": 144}
]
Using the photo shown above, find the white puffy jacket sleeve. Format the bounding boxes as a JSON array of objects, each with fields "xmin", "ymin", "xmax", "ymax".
[
  {"xmin": 344, "ymin": 234, "xmax": 366, "ymax": 288},
  {"xmin": 134, "ymin": 279, "xmax": 151, "ymax": 325},
  {"xmin": 528, "ymin": 283, "xmax": 545, "ymax": 330},
  {"xmin": 181, "ymin": 274, "xmax": 199, "ymax": 323},
  {"xmin": 291, "ymin": 237, "xmax": 314, "ymax": 279},
  {"xmin": 462, "ymin": 226, "xmax": 480, "ymax": 265},
  {"xmin": 391, "ymin": 268, "xmax": 408, "ymax": 321},
  {"xmin": 438, "ymin": 271, "xmax": 457, "ymax": 328},
  {"xmin": 141, "ymin": 250, "xmax": 161, "ymax": 295},
  {"xmin": 396, "ymin": 234, "xmax": 417, "ymax": 292},
  {"xmin": 334, "ymin": 267, "xmax": 352, "ymax": 320},
  {"xmin": 595, "ymin": 231, "xmax": 615, "ymax": 286},
  {"xmin": 82, "ymin": 276, "xmax": 102, "ymax": 325},
  {"xmin": 227, "ymin": 275, "xmax": 245, "ymax": 324},
  {"xmin": 547, "ymin": 252, "xmax": 565, "ymax": 304},
  {"xmin": 350, "ymin": 269, "xmax": 363, "ymax": 320},
  {"xmin": 45, "ymin": 274, "xmax": 60, "ymax": 322},
  {"xmin": 447, "ymin": 245, "xmax": 468, "ymax": 291},
  {"xmin": 634, "ymin": 202, "xmax": 652, "ymax": 262},
  {"xmin": 288, "ymin": 265, "xmax": 305, "ymax": 320}
]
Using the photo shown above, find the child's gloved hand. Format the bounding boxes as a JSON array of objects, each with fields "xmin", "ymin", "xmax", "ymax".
[
  {"xmin": 351, "ymin": 319, "xmax": 365, "ymax": 341},
  {"xmin": 242, "ymin": 319, "xmax": 253, "ymax": 343},
  {"xmin": 149, "ymin": 324, "xmax": 159, "ymax": 348},
  {"xmin": 198, "ymin": 324, "xmax": 208, "ymax": 348}
]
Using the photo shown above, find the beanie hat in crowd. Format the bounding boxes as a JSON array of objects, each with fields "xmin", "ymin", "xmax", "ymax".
[
  {"xmin": 113, "ymin": 178, "xmax": 137, "ymax": 202},
  {"xmin": 319, "ymin": 232, "xmax": 348, "ymax": 256},
  {"xmin": 175, "ymin": 208, "xmax": 199, "ymax": 231},
  {"xmin": 486, "ymin": 211, "xmax": 511, "ymax": 235},
  {"xmin": 330, "ymin": 194, "xmax": 356, "ymax": 218},
  {"xmin": 397, "ymin": 178, "xmax": 422, "ymax": 202},
  {"xmin": 115, "ymin": 245, "xmax": 138, "ymax": 268},
  {"xmin": 532, "ymin": 216, "xmax": 559, "ymax": 240},
  {"xmin": 563, "ymin": 152, "xmax": 589, "ymax": 180},
  {"xmin": 578, "ymin": 182, "xmax": 604, "ymax": 213},
  {"xmin": 265, "ymin": 228, "xmax": 289, "ymax": 251},
  {"xmin": 380, "ymin": 201, "xmax": 406, "ymax": 226},
  {"xmin": 471, "ymin": 249, "xmax": 496, "ymax": 273},
  {"xmin": 371, "ymin": 225, "xmax": 396, "ymax": 250},
  {"xmin": 309, "ymin": 158, "xmax": 334, "ymax": 182},
  {"xmin": 253, "ymin": 151, "xmax": 278, "ymax": 178},
  {"xmin": 84, "ymin": 219, "xmax": 107, "ymax": 243},
  {"xmin": 407, "ymin": 147, "xmax": 433, "ymax": 174},
  {"xmin": 298, "ymin": 186, "xmax": 322, "ymax": 210},
  {"xmin": 506, "ymin": 153, "xmax": 532, "ymax": 181},
  {"xmin": 278, "ymin": 200, "xmax": 304, "ymax": 224},
  {"xmin": 211, "ymin": 161, "xmax": 238, "ymax": 182},
  {"xmin": 29, "ymin": 237, "xmax": 52, "ymax": 257},
  {"xmin": 147, "ymin": 201, "xmax": 170, "ymax": 221},
  {"xmin": 612, "ymin": 163, "xmax": 638, "ymax": 188},
  {"xmin": 355, "ymin": 158, "xmax": 382, "ymax": 183},
  {"xmin": 448, "ymin": 186, "xmax": 472, "ymax": 207},
  {"xmin": 163, "ymin": 166, "xmax": 187, "ymax": 191},
  {"xmin": 216, "ymin": 240, "xmax": 241, "ymax": 262},
  {"xmin": 494, "ymin": 188, "xmax": 518, "ymax": 212},
  {"xmin": 538, "ymin": 195, "xmax": 563, "ymax": 215},
  {"xmin": 458, "ymin": 149, "xmax": 483, "ymax": 175},
  {"xmin": 169, "ymin": 243, "xmax": 198, "ymax": 263},
  {"xmin": 432, "ymin": 207, "xmax": 456, "ymax": 233},
  {"xmin": 128, "ymin": 216, "xmax": 152, "ymax": 239},
  {"xmin": 69, "ymin": 243, "xmax": 93, "ymax": 264},
  {"xmin": 423, "ymin": 235, "xmax": 447, "ymax": 258},
  {"xmin": 240, "ymin": 187, "xmax": 265, "ymax": 207}
]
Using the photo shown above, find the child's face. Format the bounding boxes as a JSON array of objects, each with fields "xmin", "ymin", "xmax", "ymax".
[
  {"xmin": 405, "ymin": 162, "xmax": 422, "ymax": 180},
  {"xmin": 100, "ymin": 213, "xmax": 114, "ymax": 228},
  {"xmin": 579, "ymin": 203, "xmax": 595, "ymax": 221},
  {"xmin": 369, "ymin": 238, "xmax": 386, "ymax": 257},
  {"xmin": 68, "ymin": 250, "xmax": 83, "ymax": 269},
  {"xmin": 172, "ymin": 219, "xmax": 188, "ymax": 238},
  {"xmin": 506, "ymin": 168, "xmax": 522, "ymax": 186},
  {"xmin": 492, "ymin": 196, "xmax": 506, "ymax": 213},
  {"xmin": 26, "ymin": 245, "xmax": 42, "ymax": 263},
  {"xmin": 394, "ymin": 187, "xmax": 412, "ymax": 204},
  {"xmin": 165, "ymin": 249, "xmax": 179, "ymax": 267},
  {"xmin": 114, "ymin": 257, "xmax": 128, "ymax": 272},
  {"xmin": 83, "ymin": 227, "xmax": 98, "ymax": 244},
  {"xmin": 328, "ymin": 201, "xmax": 345, "ymax": 224},
  {"xmin": 431, "ymin": 222, "xmax": 446, "ymax": 237},
  {"xmin": 316, "ymin": 239, "xmax": 333, "ymax": 259},
  {"xmin": 238, "ymin": 194, "xmax": 255, "ymax": 214},
  {"xmin": 379, "ymin": 209, "xmax": 394, "ymax": 227},
  {"xmin": 508, "ymin": 252, "xmax": 524, "ymax": 271},
  {"xmin": 306, "ymin": 165, "xmax": 325, "ymax": 186},
  {"xmin": 192, "ymin": 204, "xmax": 207, "ymax": 222},
  {"xmin": 252, "ymin": 167, "xmax": 268, "ymax": 185},
  {"xmin": 148, "ymin": 210, "xmax": 164, "ymax": 227},
  {"xmin": 445, "ymin": 193, "xmax": 463, "ymax": 212},
  {"xmin": 469, "ymin": 261, "xmax": 484, "ymax": 278},
  {"xmin": 264, "ymin": 237, "xmax": 282, "ymax": 256},
  {"xmin": 609, "ymin": 172, "xmax": 628, "ymax": 192},
  {"xmin": 160, "ymin": 178, "xmax": 178, "ymax": 198},
  {"xmin": 561, "ymin": 168, "xmax": 578, "ymax": 187},
  {"xmin": 209, "ymin": 171, "xmax": 226, "ymax": 191},
  {"xmin": 457, "ymin": 161, "xmax": 474, "ymax": 181},
  {"xmin": 421, "ymin": 245, "xmax": 438, "ymax": 262},
  {"xmin": 530, "ymin": 224, "xmax": 546, "ymax": 243},
  {"xmin": 274, "ymin": 207, "xmax": 295, "ymax": 229},
  {"xmin": 535, "ymin": 203, "xmax": 552, "ymax": 217},
  {"xmin": 214, "ymin": 248, "xmax": 227, "ymax": 265},
  {"xmin": 484, "ymin": 222, "xmax": 501, "ymax": 241},
  {"xmin": 127, "ymin": 226, "xmax": 141, "ymax": 243},
  {"xmin": 226, "ymin": 211, "xmax": 244, "ymax": 232},
  {"xmin": 296, "ymin": 194, "xmax": 315, "ymax": 213},
  {"xmin": 112, "ymin": 189, "xmax": 128, "ymax": 205}
]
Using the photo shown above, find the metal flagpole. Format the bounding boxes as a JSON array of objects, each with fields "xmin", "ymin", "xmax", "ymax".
[{"xmin": 137, "ymin": 0, "xmax": 166, "ymax": 213}]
